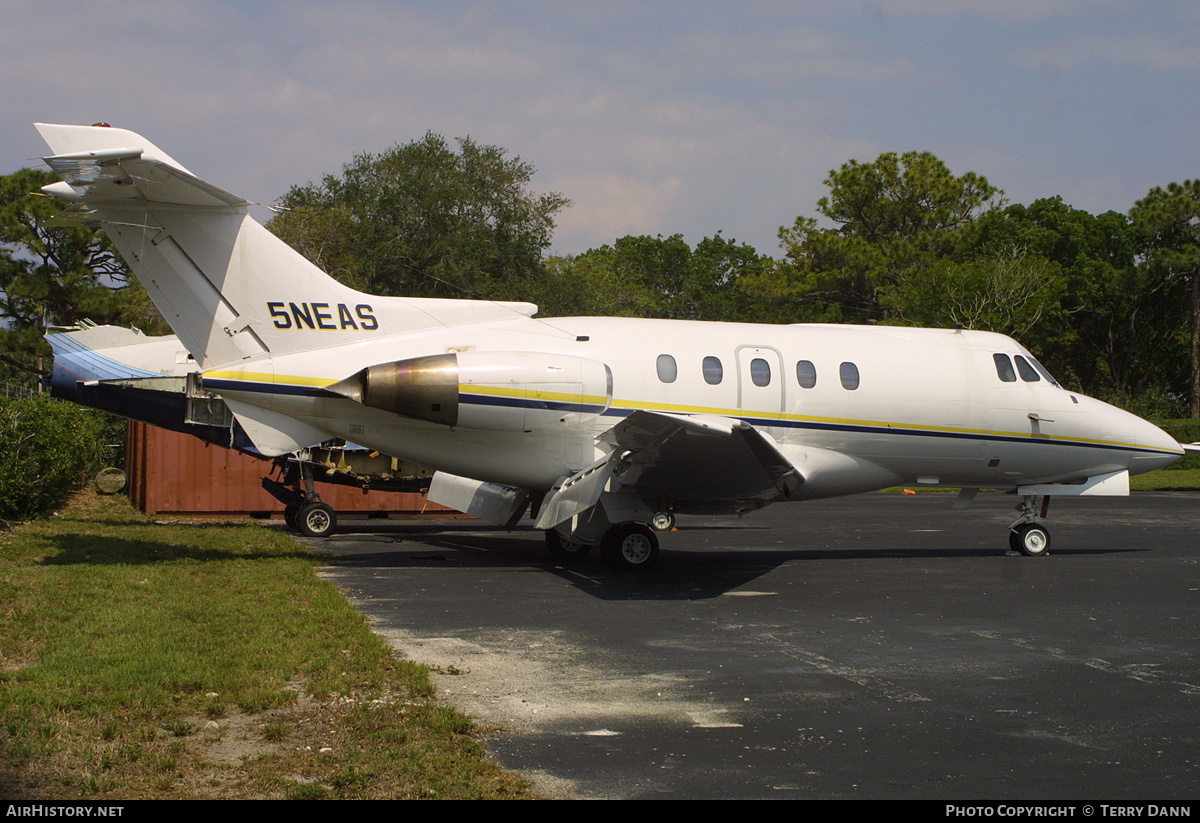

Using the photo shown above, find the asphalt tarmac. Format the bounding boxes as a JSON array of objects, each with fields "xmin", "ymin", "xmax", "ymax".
[{"xmin": 308, "ymin": 491, "xmax": 1200, "ymax": 799}]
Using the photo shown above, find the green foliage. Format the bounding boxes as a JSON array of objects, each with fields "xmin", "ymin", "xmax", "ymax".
[
  {"xmin": 0, "ymin": 397, "xmax": 101, "ymax": 521},
  {"xmin": 1145, "ymin": 419, "xmax": 1200, "ymax": 473},
  {"xmin": 267, "ymin": 132, "xmax": 570, "ymax": 302},
  {"xmin": 0, "ymin": 169, "xmax": 167, "ymax": 382},
  {"xmin": 1129, "ymin": 180, "xmax": 1200, "ymax": 415},
  {"xmin": 760, "ymin": 157, "xmax": 1194, "ymax": 411},
  {"xmin": 766, "ymin": 151, "xmax": 1003, "ymax": 323},
  {"xmin": 816, "ymin": 151, "xmax": 1001, "ymax": 244},
  {"xmin": 537, "ymin": 233, "xmax": 771, "ymax": 320},
  {"xmin": 1131, "ymin": 180, "xmax": 1200, "ymax": 276},
  {"xmin": 880, "ymin": 252, "xmax": 1063, "ymax": 339}
]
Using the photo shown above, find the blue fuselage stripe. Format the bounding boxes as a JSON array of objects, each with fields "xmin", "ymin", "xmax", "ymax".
[{"xmin": 204, "ymin": 378, "xmax": 1175, "ymax": 458}]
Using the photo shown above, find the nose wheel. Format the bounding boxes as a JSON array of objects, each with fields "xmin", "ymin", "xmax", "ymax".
[
  {"xmin": 1009, "ymin": 522, "xmax": 1050, "ymax": 556},
  {"xmin": 1009, "ymin": 494, "xmax": 1050, "ymax": 556}
]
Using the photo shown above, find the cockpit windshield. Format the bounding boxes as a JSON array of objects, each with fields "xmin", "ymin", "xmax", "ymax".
[
  {"xmin": 994, "ymin": 351, "xmax": 1061, "ymax": 388},
  {"xmin": 1027, "ymin": 355, "xmax": 1060, "ymax": 387}
]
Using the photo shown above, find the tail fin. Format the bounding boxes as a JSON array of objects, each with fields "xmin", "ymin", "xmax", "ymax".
[{"xmin": 36, "ymin": 124, "xmax": 537, "ymax": 369}]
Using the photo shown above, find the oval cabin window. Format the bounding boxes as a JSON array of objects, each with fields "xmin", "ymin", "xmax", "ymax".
[
  {"xmin": 796, "ymin": 360, "xmax": 817, "ymax": 388},
  {"xmin": 656, "ymin": 354, "xmax": 677, "ymax": 383},
  {"xmin": 750, "ymin": 358, "xmax": 771, "ymax": 387},
  {"xmin": 839, "ymin": 362, "xmax": 860, "ymax": 390},
  {"xmin": 702, "ymin": 356, "xmax": 723, "ymax": 385}
]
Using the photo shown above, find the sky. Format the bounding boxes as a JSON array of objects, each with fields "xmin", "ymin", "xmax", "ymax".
[{"xmin": 2, "ymin": 0, "xmax": 1197, "ymax": 258}]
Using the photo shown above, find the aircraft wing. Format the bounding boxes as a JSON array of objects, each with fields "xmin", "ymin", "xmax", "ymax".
[{"xmin": 535, "ymin": 410, "xmax": 802, "ymax": 529}]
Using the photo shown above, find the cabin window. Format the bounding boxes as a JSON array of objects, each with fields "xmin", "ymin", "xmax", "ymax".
[
  {"xmin": 993, "ymin": 353, "xmax": 1016, "ymax": 382},
  {"xmin": 796, "ymin": 360, "xmax": 817, "ymax": 388},
  {"xmin": 750, "ymin": 358, "xmax": 771, "ymax": 387},
  {"xmin": 702, "ymin": 356, "xmax": 723, "ymax": 385},
  {"xmin": 1014, "ymin": 355, "xmax": 1041, "ymax": 382},
  {"xmin": 656, "ymin": 354, "xmax": 677, "ymax": 383},
  {"xmin": 839, "ymin": 362, "xmax": 860, "ymax": 390}
]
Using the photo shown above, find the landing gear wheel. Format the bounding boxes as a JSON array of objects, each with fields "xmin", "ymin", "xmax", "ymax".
[
  {"xmin": 600, "ymin": 523, "xmax": 659, "ymax": 571},
  {"xmin": 297, "ymin": 502, "xmax": 337, "ymax": 538},
  {"xmin": 1010, "ymin": 522, "xmax": 1050, "ymax": 556},
  {"xmin": 283, "ymin": 505, "xmax": 300, "ymax": 530},
  {"xmin": 651, "ymin": 511, "xmax": 675, "ymax": 531},
  {"xmin": 545, "ymin": 530, "xmax": 592, "ymax": 560}
]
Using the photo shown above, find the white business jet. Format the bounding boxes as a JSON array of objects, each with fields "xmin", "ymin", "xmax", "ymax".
[{"xmin": 34, "ymin": 123, "xmax": 1185, "ymax": 569}]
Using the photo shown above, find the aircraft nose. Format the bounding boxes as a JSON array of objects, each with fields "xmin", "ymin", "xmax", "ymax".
[{"xmin": 1128, "ymin": 416, "xmax": 1185, "ymax": 475}]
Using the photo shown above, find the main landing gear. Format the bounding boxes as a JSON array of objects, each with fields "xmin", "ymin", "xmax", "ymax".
[
  {"xmin": 545, "ymin": 529, "xmax": 592, "ymax": 560},
  {"xmin": 545, "ymin": 511, "xmax": 670, "ymax": 571},
  {"xmin": 287, "ymin": 501, "xmax": 338, "ymax": 538},
  {"xmin": 1009, "ymin": 494, "xmax": 1050, "ymax": 556},
  {"xmin": 600, "ymin": 523, "xmax": 659, "ymax": 570},
  {"xmin": 268, "ymin": 461, "xmax": 339, "ymax": 538}
]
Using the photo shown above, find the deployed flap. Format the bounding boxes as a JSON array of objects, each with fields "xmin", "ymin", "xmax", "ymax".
[
  {"xmin": 537, "ymin": 410, "xmax": 803, "ymax": 528},
  {"xmin": 608, "ymin": 410, "xmax": 801, "ymax": 504},
  {"xmin": 222, "ymin": 397, "xmax": 332, "ymax": 457},
  {"xmin": 598, "ymin": 409, "xmax": 738, "ymax": 454},
  {"xmin": 534, "ymin": 454, "xmax": 618, "ymax": 530}
]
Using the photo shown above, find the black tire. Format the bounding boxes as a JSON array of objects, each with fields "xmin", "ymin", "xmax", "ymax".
[
  {"xmin": 600, "ymin": 523, "xmax": 659, "ymax": 571},
  {"xmin": 297, "ymin": 502, "xmax": 337, "ymax": 538},
  {"xmin": 1011, "ymin": 522, "xmax": 1050, "ymax": 556},
  {"xmin": 283, "ymin": 505, "xmax": 300, "ymax": 530},
  {"xmin": 545, "ymin": 529, "xmax": 592, "ymax": 560}
]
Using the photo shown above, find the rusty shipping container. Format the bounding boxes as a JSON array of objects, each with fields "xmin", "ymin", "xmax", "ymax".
[{"xmin": 125, "ymin": 420, "xmax": 449, "ymax": 516}]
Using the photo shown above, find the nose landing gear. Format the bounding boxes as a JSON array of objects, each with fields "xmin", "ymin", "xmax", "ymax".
[{"xmin": 1009, "ymin": 494, "xmax": 1050, "ymax": 556}]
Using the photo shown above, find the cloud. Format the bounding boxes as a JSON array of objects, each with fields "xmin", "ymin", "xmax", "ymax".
[
  {"xmin": 5, "ymin": 0, "xmax": 1197, "ymax": 259},
  {"xmin": 554, "ymin": 175, "xmax": 684, "ymax": 250}
]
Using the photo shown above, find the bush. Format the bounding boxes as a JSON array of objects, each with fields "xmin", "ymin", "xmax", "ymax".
[{"xmin": 0, "ymin": 396, "xmax": 104, "ymax": 520}]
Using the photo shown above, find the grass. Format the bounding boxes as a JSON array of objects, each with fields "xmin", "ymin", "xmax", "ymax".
[
  {"xmin": 0, "ymin": 491, "xmax": 531, "ymax": 800},
  {"xmin": 1131, "ymin": 468, "xmax": 1200, "ymax": 491}
]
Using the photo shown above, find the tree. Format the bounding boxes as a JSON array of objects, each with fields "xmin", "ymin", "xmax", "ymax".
[
  {"xmin": 0, "ymin": 169, "xmax": 163, "ymax": 382},
  {"xmin": 770, "ymin": 152, "xmax": 1004, "ymax": 323},
  {"xmin": 268, "ymin": 132, "xmax": 570, "ymax": 302},
  {"xmin": 1130, "ymin": 181, "xmax": 1200, "ymax": 416},
  {"xmin": 536, "ymin": 234, "xmax": 771, "ymax": 321},
  {"xmin": 880, "ymin": 252, "xmax": 1063, "ymax": 341},
  {"xmin": 959, "ymin": 198, "xmax": 1185, "ymax": 402}
]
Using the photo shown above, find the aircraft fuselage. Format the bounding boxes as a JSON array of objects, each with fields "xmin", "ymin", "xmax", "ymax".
[{"xmin": 205, "ymin": 315, "xmax": 1181, "ymax": 502}]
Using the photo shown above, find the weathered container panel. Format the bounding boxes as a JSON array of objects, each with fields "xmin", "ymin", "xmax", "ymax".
[{"xmin": 126, "ymin": 421, "xmax": 446, "ymax": 516}]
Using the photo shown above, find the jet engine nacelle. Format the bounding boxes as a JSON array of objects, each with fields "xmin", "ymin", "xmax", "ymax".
[{"xmin": 327, "ymin": 351, "xmax": 612, "ymax": 432}]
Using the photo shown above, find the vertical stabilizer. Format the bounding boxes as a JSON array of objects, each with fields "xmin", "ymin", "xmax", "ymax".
[
  {"xmin": 36, "ymin": 123, "xmax": 539, "ymax": 371},
  {"xmin": 36, "ymin": 123, "xmax": 390, "ymax": 368}
]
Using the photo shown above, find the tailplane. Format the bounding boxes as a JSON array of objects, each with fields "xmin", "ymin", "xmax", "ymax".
[{"xmin": 36, "ymin": 123, "xmax": 537, "ymax": 369}]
